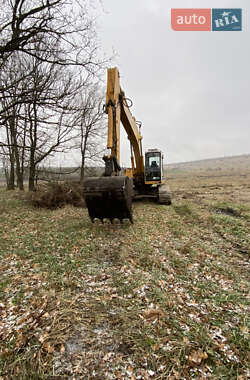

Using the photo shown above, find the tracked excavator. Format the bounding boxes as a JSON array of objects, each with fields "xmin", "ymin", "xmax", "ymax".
[{"xmin": 83, "ymin": 67, "xmax": 171, "ymax": 223}]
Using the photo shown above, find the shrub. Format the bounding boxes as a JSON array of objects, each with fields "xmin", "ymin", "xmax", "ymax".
[{"xmin": 27, "ymin": 181, "xmax": 85, "ymax": 209}]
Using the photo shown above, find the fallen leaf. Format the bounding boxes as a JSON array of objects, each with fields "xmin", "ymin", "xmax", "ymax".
[
  {"xmin": 16, "ymin": 333, "xmax": 26, "ymax": 348},
  {"xmin": 60, "ymin": 344, "xmax": 65, "ymax": 353},
  {"xmin": 43, "ymin": 342, "xmax": 54, "ymax": 353},
  {"xmin": 39, "ymin": 332, "xmax": 49, "ymax": 344},
  {"xmin": 188, "ymin": 350, "xmax": 208, "ymax": 366},
  {"xmin": 143, "ymin": 308, "xmax": 163, "ymax": 321},
  {"xmin": 152, "ymin": 343, "xmax": 159, "ymax": 351}
]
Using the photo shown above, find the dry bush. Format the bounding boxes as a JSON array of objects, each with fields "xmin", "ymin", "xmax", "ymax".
[{"xmin": 27, "ymin": 181, "xmax": 85, "ymax": 209}]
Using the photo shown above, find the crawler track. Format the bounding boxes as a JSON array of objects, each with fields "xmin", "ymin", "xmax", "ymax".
[{"xmin": 158, "ymin": 184, "xmax": 172, "ymax": 205}]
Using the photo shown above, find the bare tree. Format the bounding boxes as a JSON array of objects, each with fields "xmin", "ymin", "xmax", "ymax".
[
  {"xmin": 0, "ymin": 77, "xmax": 27, "ymax": 189},
  {"xmin": 0, "ymin": 48, "xmax": 88, "ymax": 190},
  {"xmin": 0, "ymin": 0, "xmax": 108, "ymax": 119},
  {"xmin": 0, "ymin": 59, "xmax": 26, "ymax": 189},
  {"xmin": 0, "ymin": 0, "xmax": 109, "ymax": 190},
  {"xmin": 0, "ymin": 143, "xmax": 15, "ymax": 190},
  {"xmin": 73, "ymin": 85, "xmax": 106, "ymax": 183},
  {"xmin": 0, "ymin": 0, "xmax": 102, "ymax": 68},
  {"xmin": 20, "ymin": 52, "xmax": 86, "ymax": 190}
]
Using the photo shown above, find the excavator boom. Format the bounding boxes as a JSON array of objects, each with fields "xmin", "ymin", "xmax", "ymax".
[{"xmin": 83, "ymin": 67, "xmax": 171, "ymax": 223}]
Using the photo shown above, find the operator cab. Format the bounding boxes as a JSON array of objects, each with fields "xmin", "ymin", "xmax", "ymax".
[{"xmin": 144, "ymin": 149, "xmax": 164, "ymax": 183}]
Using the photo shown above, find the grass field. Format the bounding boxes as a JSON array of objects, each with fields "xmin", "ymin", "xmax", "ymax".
[{"xmin": 0, "ymin": 160, "xmax": 249, "ymax": 379}]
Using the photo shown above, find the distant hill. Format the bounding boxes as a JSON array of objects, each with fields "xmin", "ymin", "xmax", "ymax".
[
  {"xmin": 165, "ymin": 154, "xmax": 250, "ymax": 173},
  {"xmin": 1, "ymin": 154, "xmax": 249, "ymax": 182}
]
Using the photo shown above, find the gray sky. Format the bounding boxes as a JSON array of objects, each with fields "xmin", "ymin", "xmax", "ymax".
[{"xmin": 95, "ymin": 0, "xmax": 249, "ymax": 164}]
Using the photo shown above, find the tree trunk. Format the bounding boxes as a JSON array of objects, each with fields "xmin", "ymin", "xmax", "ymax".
[
  {"xmin": 29, "ymin": 165, "xmax": 36, "ymax": 191},
  {"xmin": 7, "ymin": 156, "xmax": 15, "ymax": 190},
  {"xmin": 29, "ymin": 148, "xmax": 36, "ymax": 191},
  {"xmin": 80, "ymin": 133, "xmax": 88, "ymax": 184},
  {"xmin": 15, "ymin": 160, "xmax": 24, "ymax": 190},
  {"xmin": 20, "ymin": 120, "xmax": 27, "ymax": 190},
  {"xmin": 4, "ymin": 121, "xmax": 15, "ymax": 190},
  {"xmin": 9, "ymin": 115, "xmax": 24, "ymax": 190},
  {"xmin": 15, "ymin": 149, "xmax": 24, "ymax": 190},
  {"xmin": 80, "ymin": 154, "xmax": 85, "ymax": 184}
]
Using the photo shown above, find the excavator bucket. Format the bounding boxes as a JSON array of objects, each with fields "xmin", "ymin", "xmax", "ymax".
[{"xmin": 83, "ymin": 176, "xmax": 134, "ymax": 223}]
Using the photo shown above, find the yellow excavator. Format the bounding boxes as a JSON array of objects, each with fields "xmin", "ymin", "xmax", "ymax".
[{"xmin": 83, "ymin": 67, "xmax": 171, "ymax": 223}]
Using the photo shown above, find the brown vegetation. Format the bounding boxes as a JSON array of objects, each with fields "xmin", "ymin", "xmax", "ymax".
[{"xmin": 27, "ymin": 181, "xmax": 85, "ymax": 209}]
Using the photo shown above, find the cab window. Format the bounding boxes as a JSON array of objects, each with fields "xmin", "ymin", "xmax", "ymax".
[{"xmin": 146, "ymin": 153, "xmax": 161, "ymax": 168}]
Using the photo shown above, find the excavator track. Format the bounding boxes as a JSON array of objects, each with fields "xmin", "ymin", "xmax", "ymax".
[
  {"xmin": 83, "ymin": 176, "xmax": 133, "ymax": 223},
  {"xmin": 158, "ymin": 184, "xmax": 172, "ymax": 205}
]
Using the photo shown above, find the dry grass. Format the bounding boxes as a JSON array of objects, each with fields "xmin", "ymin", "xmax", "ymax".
[{"xmin": 0, "ymin": 163, "xmax": 249, "ymax": 379}]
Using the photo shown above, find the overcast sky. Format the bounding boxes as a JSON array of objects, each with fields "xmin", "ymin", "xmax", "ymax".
[{"xmin": 95, "ymin": 0, "xmax": 249, "ymax": 164}]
